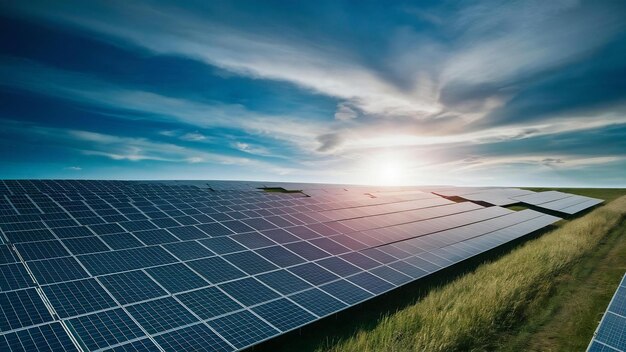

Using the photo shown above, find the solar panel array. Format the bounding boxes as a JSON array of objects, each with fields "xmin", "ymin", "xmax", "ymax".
[
  {"xmin": 429, "ymin": 187, "xmax": 603, "ymax": 214},
  {"xmin": 0, "ymin": 180, "xmax": 561, "ymax": 351},
  {"xmin": 588, "ymin": 274, "xmax": 626, "ymax": 352},
  {"xmin": 511, "ymin": 191, "xmax": 603, "ymax": 214}
]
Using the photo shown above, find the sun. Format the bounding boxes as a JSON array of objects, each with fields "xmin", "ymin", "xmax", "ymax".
[
  {"xmin": 376, "ymin": 158, "xmax": 404, "ymax": 186},
  {"xmin": 356, "ymin": 151, "xmax": 411, "ymax": 186}
]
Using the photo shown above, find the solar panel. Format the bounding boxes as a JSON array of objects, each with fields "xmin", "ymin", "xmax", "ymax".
[
  {"xmin": 0, "ymin": 180, "xmax": 563, "ymax": 351},
  {"xmin": 588, "ymin": 273, "xmax": 626, "ymax": 351},
  {"xmin": 433, "ymin": 187, "xmax": 603, "ymax": 215}
]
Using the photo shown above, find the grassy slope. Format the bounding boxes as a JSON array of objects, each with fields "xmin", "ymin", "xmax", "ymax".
[
  {"xmin": 497, "ymin": 188, "xmax": 626, "ymax": 351},
  {"xmin": 316, "ymin": 189, "xmax": 626, "ymax": 352}
]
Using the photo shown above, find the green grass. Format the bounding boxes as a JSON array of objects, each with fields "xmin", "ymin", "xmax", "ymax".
[
  {"xmin": 311, "ymin": 191, "xmax": 626, "ymax": 352},
  {"xmin": 505, "ymin": 204, "xmax": 529, "ymax": 212}
]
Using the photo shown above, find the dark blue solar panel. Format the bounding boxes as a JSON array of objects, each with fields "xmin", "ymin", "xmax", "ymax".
[
  {"xmin": 50, "ymin": 226, "xmax": 94, "ymax": 239},
  {"xmin": 176, "ymin": 286, "xmax": 242, "ymax": 320},
  {"xmin": 199, "ymin": 237, "xmax": 246, "ymax": 254},
  {"xmin": 284, "ymin": 241, "xmax": 330, "ymax": 261},
  {"xmin": 196, "ymin": 222, "xmax": 234, "ymax": 237},
  {"xmin": 78, "ymin": 246, "xmax": 177, "ymax": 275},
  {"xmin": 89, "ymin": 223, "xmax": 126, "ymax": 235},
  {"xmin": 222, "ymin": 251, "xmax": 277, "ymax": 275},
  {"xmin": 260, "ymin": 228, "xmax": 299, "ymax": 244},
  {"xmin": 231, "ymin": 232, "xmax": 275, "ymax": 249},
  {"xmin": 222, "ymin": 220, "xmax": 255, "ymax": 234},
  {"xmin": 241, "ymin": 218, "xmax": 276, "ymax": 231},
  {"xmin": 146, "ymin": 263, "xmax": 208, "ymax": 293},
  {"xmin": 100, "ymin": 233, "xmax": 143, "ymax": 250},
  {"xmin": 187, "ymin": 257, "xmax": 246, "ymax": 284},
  {"xmin": 609, "ymin": 286, "xmax": 626, "ymax": 316},
  {"xmin": 219, "ymin": 277, "xmax": 280, "ymax": 306},
  {"xmin": 388, "ymin": 260, "xmax": 428, "ymax": 279},
  {"xmin": 167, "ymin": 226, "xmax": 208, "ymax": 241},
  {"xmin": 320, "ymin": 279, "xmax": 373, "ymax": 305},
  {"xmin": 0, "ymin": 263, "xmax": 34, "ymax": 291},
  {"xmin": 0, "ymin": 288, "xmax": 53, "ymax": 330},
  {"xmin": 288, "ymin": 263, "xmax": 339, "ymax": 286},
  {"xmin": 0, "ymin": 322, "xmax": 78, "ymax": 352},
  {"xmin": 290, "ymin": 288, "xmax": 347, "ymax": 317},
  {"xmin": 15, "ymin": 240, "xmax": 69, "ymax": 261},
  {"xmin": 252, "ymin": 298, "xmax": 316, "ymax": 332},
  {"xmin": 370, "ymin": 266, "xmax": 412, "ymax": 285},
  {"xmin": 63, "ymin": 236, "xmax": 110, "ymax": 255},
  {"xmin": 594, "ymin": 313, "xmax": 626, "ymax": 350},
  {"xmin": 316, "ymin": 257, "xmax": 361, "ymax": 277},
  {"xmin": 208, "ymin": 310, "xmax": 278, "ymax": 349},
  {"xmin": 347, "ymin": 272, "xmax": 395, "ymax": 295},
  {"xmin": 107, "ymin": 338, "xmax": 161, "ymax": 352},
  {"xmin": 98, "ymin": 270, "xmax": 167, "ymax": 304},
  {"xmin": 119, "ymin": 220, "xmax": 157, "ymax": 232},
  {"xmin": 68, "ymin": 308, "xmax": 145, "ymax": 350},
  {"xmin": 256, "ymin": 269, "xmax": 312, "ymax": 295},
  {"xmin": 5, "ymin": 229, "xmax": 56, "ymax": 243},
  {"xmin": 153, "ymin": 323, "xmax": 233, "ymax": 352},
  {"xmin": 132, "ymin": 229, "xmax": 178, "ymax": 245},
  {"xmin": 163, "ymin": 240, "xmax": 214, "ymax": 260},
  {"xmin": 127, "ymin": 297, "xmax": 199, "ymax": 334},
  {"xmin": 0, "ymin": 245, "xmax": 18, "ymax": 264},
  {"xmin": 27, "ymin": 257, "xmax": 90, "ymax": 284},
  {"xmin": 255, "ymin": 246, "xmax": 305, "ymax": 267},
  {"xmin": 43, "ymin": 278, "xmax": 116, "ymax": 318}
]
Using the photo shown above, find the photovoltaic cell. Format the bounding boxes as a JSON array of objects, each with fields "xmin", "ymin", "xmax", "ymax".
[
  {"xmin": 187, "ymin": 257, "xmax": 246, "ymax": 284},
  {"xmin": 320, "ymin": 279, "xmax": 373, "ymax": 305},
  {"xmin": 163, "ymin": 240, "xmax": 214, "ymax": 261},
  {"xmin": 43, "ymin": 278, "xmax": 116, "ymax": 318},
  {"xmin": 153, "ymin": 323, "xmax": 233, "ymax": 352},
  {"xmin": 219, "ymin": 278, "xmax": 280, "ymax": 306},
  {"xmin": 289, "ymin": 288, "xmax": 347, "ymax": 317},
  {"xmin": 0, "ymin": 263, "xmax": 34, "ymax": 291},
  {"xmin": 0, "ymin": 288, "xmax": 53, "ymax": 331},
  {"xmin": 145, "ymin": 263, "xmax": 208, "ymax": 294},
  {"xmin": 106, "ymin": 338, "xmax": 160, "ymax": 352},
  {"xmin": 256, "ymin": 270, "xmax": 312, "ymax": 295},
  {"xmin": 222, "ymin": 251, "xmax": 278, "ymax": 275},
  {"xmin": 252, "ymin": 298, "xmax": 316, "ymax": 332},
  {"xmin": 208, "ymin": 310, "xmax": 278, "ymax": 349},
  {"xmin": 68, "ymin": 308, "xmax": 145, "ymax": 350},
  {"xmin": 98, "ymin": 270, "xmax": 167, "ymax": 305},
  {"xmin": 27, "ymin": 256, "xmax": 90, "ymax": 285},
  {"xmin": 176, "ymin": 286, "xmax": 242, "ymax": 319},
  {"xmin": 0, "ymin": 322, "xmax": 78, "ymax": 352},
  {"xmin": 127, "ymin": 297, "xmax": 199, "ymax": 334}
]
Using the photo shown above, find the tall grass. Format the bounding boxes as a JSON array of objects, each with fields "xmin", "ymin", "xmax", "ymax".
[{"xmin": 321, "ymin": 196, "xmax": 626, "ymax": 352}]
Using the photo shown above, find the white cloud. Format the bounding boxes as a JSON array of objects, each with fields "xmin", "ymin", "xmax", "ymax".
[
  {"xmin": 64, "ymin": 166, "xmax": 82, "ymax": 171},
  {"xmin": 180, "ymin": 132, "xmax": 207, "ymax": 141},
  {"xmin": 334, "ymin": 102, "xmax": 358, "ymax": 121}
]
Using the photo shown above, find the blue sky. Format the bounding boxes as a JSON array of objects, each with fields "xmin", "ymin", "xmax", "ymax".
[{"xmin": 1, "ymin": 0, "xmax": 625, "ymax": 187}]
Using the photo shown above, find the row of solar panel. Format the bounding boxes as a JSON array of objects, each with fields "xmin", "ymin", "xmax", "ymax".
[
  {"xmin": 0, "ymin": 181, "xmax": 564, "ymax": 351},
  {"xmin": 1, "ymin": 202, "xmax": 491, "ymax": 296},
  {"xmin": 588, "ymin": 274, "xmax": 626, "ymax": 352},
  {"xmin": 429, "ymin": 187, "xmax": 603, "ymax": 215},
  {"xmin": 1, "ymin": 210, "xmax": 559, "ymax": 351}
]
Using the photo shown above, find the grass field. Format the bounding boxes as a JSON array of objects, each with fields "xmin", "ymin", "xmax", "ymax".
[{"xmin": 253, "ymin": 188, "xmax": 626, "ymax": 352}]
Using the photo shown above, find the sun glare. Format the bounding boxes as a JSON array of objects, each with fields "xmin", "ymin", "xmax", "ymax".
[
  {"xmin": 357, "ymin": 151, "xmax": 412, "ymax": 186},
  {"xmin": 376, "ymin": 159, "xmax": 404, "ymax": 186}
]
